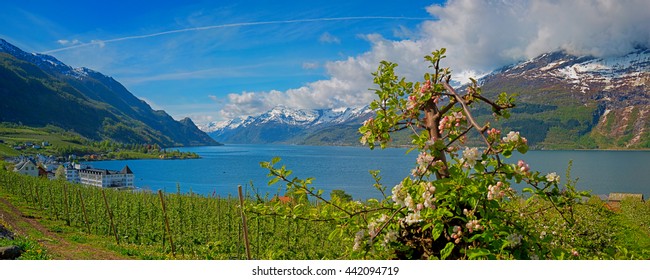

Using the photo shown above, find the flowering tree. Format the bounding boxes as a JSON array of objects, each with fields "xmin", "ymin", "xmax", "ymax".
[{"xmin": 258, "ymin": 49, "xmax": 588, "ymax": 259}]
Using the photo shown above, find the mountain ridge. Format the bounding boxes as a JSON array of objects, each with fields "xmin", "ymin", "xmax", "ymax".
[
  {"xmin": 0, "ymin": 38, "xmax": 220, "ymax": 147},
  {"xmin": 479, "ymin": 48, "xmax": 649, "ymax": 148}
]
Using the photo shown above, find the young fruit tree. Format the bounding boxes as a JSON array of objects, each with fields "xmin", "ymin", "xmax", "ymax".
[{"xmin": 259, "ymin": 49, "xmax": 588, "ymax": 259}]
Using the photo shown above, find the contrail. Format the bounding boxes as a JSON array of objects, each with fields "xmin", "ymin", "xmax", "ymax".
[{"xmin": 43, "ymin": 16, "xmax": 430, "ymax": 54}]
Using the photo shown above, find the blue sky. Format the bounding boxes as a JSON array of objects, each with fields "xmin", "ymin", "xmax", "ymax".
[{"xmin": 1, "ymin": 0, "xmax": 649, "ymax": 125}]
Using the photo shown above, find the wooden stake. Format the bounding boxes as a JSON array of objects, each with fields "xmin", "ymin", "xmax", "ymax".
[
  {"xmin": 158, "ymin": 190, "xmax": 175, "ymax": 256},
  {"xmin": 238, "ymin": 185, "xmax": 252, "ymax": 260},
  {"xmin": 102, "ymin": 189, "xmax": 119, "ymax": 244},
  {"xmin": 35, "ymin": 184, "xmax": 43, "ymax": 210},
  {"xmin": 63, "ymin": 184, "xmax": 70, "ymax": 226},
  {"xmin": 78, "ymin": 189, "xmax": 91, "ymax": 234}
]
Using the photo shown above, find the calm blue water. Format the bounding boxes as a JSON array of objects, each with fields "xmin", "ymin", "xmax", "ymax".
[{"xmin": 86, "ymin": 145, "xmax": 650, "ymax": 199}]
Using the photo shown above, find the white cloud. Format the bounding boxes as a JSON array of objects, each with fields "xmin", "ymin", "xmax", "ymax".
[
  {"xmin": 139, "ymin": 97, "xmax": 163, "ymax": 111},
  {"xmin": 219, "ymin": 0, "xmax": 650, "ymax": 120},
  {"xmin": 319, "ymin": 32, "xmax": 341, "ymax": 44},
  {"xmin": 188, "ymin": 114, "xmax": 214, "ymax": 124},
  {"xmin": 420, "ymin": 0, "xmax": 650, "ymax": 72},
  {"xmin": 90, "ymin": 40, "xmax": 105, "ymax": 48},
  {"xmin": 57, "ymin": 39, "xmax": 80, "ymax": 46},
  {"xmin": 302, "ymin": 62, "xmax": 319, "ymax": 70}
]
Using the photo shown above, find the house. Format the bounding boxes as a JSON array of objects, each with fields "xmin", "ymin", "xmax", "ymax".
[
  {"xmin": 13, "ymin": 159, "xmax": 38, "ymax": 177},
  {"xmin": 37, "ymin": 166, "xmax": 55, "ymax": 180},
  {"xmin": 78, "ymin": 165, "xmax": 134, "ymax": 188},
  {"xmin": 607, "ymin": 193, "xmax": 645, "ymax": 210},
  {"xmin": 42, "ymin": 164, "xmax": 58, "ymax": 172}
]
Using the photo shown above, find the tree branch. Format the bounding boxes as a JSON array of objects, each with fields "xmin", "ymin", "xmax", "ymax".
[{"xmin": 442, "ymin": 82, "xmax": 492, "ymax": 150}]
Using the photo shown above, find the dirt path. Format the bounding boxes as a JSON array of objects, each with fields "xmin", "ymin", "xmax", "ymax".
[{"xmin": 0, "ymin": 197, "xmax": 128, "ymax": 260}]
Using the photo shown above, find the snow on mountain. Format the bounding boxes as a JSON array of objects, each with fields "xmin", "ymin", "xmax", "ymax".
[
  {"xmin": 0, "ymin": 38, "xmax": 90, "ymax": 80},
  {"xmin": 492, "ymin": 48, "xmax": 650, "ymax": 94},
  {"xmin": 201, "ymin": 106, "xmax": 372, "ymax": 133},
  {"xmin": 479, "ymin": 47, "xmax": 650, "ymax": 149},
  {"xmin": 257, "ymin": 106, "xmax": 320, "ymax": 125},
  {"xmin": 198, "ymin": 117, "xmax": 252, "ymax": 132},
  {"xmin": 201, "ymin": 105, "xmax": 373, "ymax": 144}
]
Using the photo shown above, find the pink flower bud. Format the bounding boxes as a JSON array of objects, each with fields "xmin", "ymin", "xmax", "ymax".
[{"xmin": 421, "ymin": 80, "xmax": 431, "ymax": 93}]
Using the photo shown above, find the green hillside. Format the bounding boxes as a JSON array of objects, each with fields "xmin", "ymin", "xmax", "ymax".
[
  {"xmin": 0, "ymin": 40, "xmax": 220, "ymax": 148},
  {"xmin": 0, "ymin": 123, "xmax": 200, "ymax": 160}
]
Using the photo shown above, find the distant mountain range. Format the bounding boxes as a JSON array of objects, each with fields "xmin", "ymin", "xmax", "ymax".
[
  {"xmin": 203, "ymin": 48, "xmax": 650, "ymax": 149},
  {"xmin": 0, "ymin": 39, "xmax": 219, "ymax": 147},
  {"xmin": 200, "ymin": 106, "xmax": 372, "ymax": 145}
]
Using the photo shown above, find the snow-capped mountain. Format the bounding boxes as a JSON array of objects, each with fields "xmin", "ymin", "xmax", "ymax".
[
  {"xmin": 201, "ymin": 106, "xmax": 371, "ymax": 132},
  {"xmin": 0, "ymin": 39, "xmax": 95, "ymax": 80},
  {"xmin": 488, "ymin": 48, "xmax": 650, "ymax": 96},
  {"xmin": 202, "ymin": 106, "xmax": 372, "ymax": 144},
  {"xmin": 479, "ymin": 47, "xmax": 649, "ymax": 149}
]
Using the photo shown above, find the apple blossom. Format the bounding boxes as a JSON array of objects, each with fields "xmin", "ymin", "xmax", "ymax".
[
  {"xmin": 545, "ymin": 172, "xmax": 560, "ymax": 183},
  {"xmin": 462, "ymin": 147, "xmax": 481, "ymax": 167},
  {"xmin": 353, "ymin": 230, "xmax": 365, "ymax": 251},
  {"xmin": 503, "ymin": 131, "xmax": 520, "ymax": 143}
]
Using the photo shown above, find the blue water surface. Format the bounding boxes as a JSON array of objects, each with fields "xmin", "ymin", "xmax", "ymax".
[{"xmin": 86, "ymin": 145, "xmax": 650, "ymax": 200}]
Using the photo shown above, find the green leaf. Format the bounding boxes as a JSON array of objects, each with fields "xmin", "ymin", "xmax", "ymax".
[
  {"xmin": 467, "ymin": 248, "xmax": 492, "ymax": 260},
  {"xmin": 474, "ymin": 162, "xmax": 485, "ymax": 172},
  {"xmin": 268, "ymin": 177, "xmax": 280, "ymax": 186},
  {"xmin": 431, "ymin": 222, "xmax": 444, "ymax": 241},
  {"xmin": 440, "ymin": 242, "xmax": 455, "ymax": 260},
  {"xmin": 517, "ymin": 144, "xmax": 528, "ymax": 154}
]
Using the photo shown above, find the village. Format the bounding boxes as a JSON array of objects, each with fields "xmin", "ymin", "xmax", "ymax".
[{"xmin": 6, "ymin": 153, "xmax": 135, "ymax": 189}]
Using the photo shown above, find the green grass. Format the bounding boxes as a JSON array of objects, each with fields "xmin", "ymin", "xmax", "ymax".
[
  {"xmin": 0, "ymin": 235, "xmax": 50, "ymax": 259},
  {"xmin": 0, "ymin": 124, "xmax": 91, "ymax": 157},
  {"xmin": 0, "ymin": 202, "xmax": 50, "ymax": 260}
]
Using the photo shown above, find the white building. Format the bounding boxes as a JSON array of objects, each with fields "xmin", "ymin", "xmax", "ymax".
[
  {"xmin": 78, "ymin": 165, "xmax": 134, "ymax": 188},
  {"xmin": 13, "ymin": 159, "xmax": 38, "ymax": 177},
  {"xmin": 64, "ymin": 163, "xmax": 80, "ymax": 183}
]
